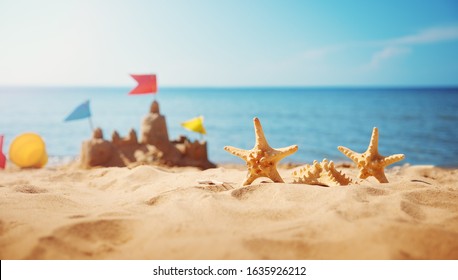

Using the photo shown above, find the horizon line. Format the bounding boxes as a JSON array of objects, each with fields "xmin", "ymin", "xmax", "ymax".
[{"xmin": 1, "ymin": 84, "xmax": 458, "ymax": 89}]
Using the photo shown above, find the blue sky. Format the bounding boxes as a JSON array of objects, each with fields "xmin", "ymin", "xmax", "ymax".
[{"xmin": 0, "ymin": 0, "xmax": 457, "ymax": 86}]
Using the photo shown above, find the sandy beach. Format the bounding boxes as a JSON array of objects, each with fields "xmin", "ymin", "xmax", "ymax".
[{"xmin": 1, "ymin": 163, "xmax": 457, "ymax": 260}]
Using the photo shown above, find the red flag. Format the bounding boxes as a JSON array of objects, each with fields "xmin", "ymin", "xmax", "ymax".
[
  {"xmin": 0, "ymin": 135, "xmax": 6, "ymax": 169},
  {"xmin": 129, "ymin": 74, "xmax": 157, "ymax": 94}
]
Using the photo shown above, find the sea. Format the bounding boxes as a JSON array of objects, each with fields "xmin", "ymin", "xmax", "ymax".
[{"xmin": 1, "ymin": 87, "xmax": 457, "ymax": 167}]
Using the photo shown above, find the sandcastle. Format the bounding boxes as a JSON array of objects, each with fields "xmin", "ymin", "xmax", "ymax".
[{"xmin": 80, "ymin": 100, "xmax": 216, "ymax": 169}]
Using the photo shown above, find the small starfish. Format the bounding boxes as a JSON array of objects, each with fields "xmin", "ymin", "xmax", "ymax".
[
  {"xmin": 292, "ymin": 159, "xmax": 353, "ymax": 187},
  {"xmin": 224, "ymin": 117, "xmax": 298, "ymax": 185},
  {"xmin": 338, "ymin": 127, "xmax": 405, "ymax": 183}
]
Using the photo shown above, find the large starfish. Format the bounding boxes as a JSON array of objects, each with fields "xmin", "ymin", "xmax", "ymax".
[
  {"xmin": 224, "ymin": 117, "xmax": 298, "ymax": 185},
  {"xmin": 338, "ymin": 127, "xmax": 405, "ymax": 183}
]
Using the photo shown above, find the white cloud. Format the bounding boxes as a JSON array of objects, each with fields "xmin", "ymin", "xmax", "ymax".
[
  {"xmin": 390, "ymin": 26, "xmax": 458, "ymax": 45},
  {"xmin": 298, "ymin": 25, "xmax": 458, "ymax": 69},
  {"xmin": 364, "ymin": 26, "xmax": 458, "ymax": 70},
  {"xmin": 368, "ymin": 46, "xmax": 411, "ymax": 69}
]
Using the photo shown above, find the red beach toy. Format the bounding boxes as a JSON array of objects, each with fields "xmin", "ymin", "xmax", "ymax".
[{"xmin": 0, "ymin": 135, "xmax": 6, "ymax": 169}]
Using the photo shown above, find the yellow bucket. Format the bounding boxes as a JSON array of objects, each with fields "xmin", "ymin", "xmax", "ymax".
[{"xmin": 9, "ymin": 133, "xmax": 48, "ymax": 168}]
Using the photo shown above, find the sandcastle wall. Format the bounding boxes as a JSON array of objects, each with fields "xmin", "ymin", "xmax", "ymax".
[{"xmin": 80, "ymin": 101, "xmax": 216, "ymax": 170}]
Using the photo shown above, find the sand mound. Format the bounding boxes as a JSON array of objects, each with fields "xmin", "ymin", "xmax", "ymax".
[{"xmin": 0, "ymin": 164, "xmax": 457, "ymax": 259}]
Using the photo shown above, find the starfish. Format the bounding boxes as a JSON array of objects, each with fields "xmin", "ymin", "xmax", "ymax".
[
  {"xmin": 292, "ymin": 159, "xmax": 353, "ymax": 187},
  {"xmin": 224, "ymin": 117, "xmax": 298, "ymax": 185},
  {"xmin": 338, "ymin": 127, "xmax": 405, "ymax": 183}
]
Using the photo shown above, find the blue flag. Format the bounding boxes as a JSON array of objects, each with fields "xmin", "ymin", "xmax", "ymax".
[{"xmin": 64, "ymin": 100, "xmax": 91, "ymax": 121}]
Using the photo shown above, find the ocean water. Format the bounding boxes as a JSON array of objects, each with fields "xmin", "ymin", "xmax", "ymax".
[{"xmin": 0, "ymin": 87, "xmax": 457, "ymax": 167}]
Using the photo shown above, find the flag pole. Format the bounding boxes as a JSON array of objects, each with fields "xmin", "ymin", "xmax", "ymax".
[
  {"xmin": 153, "ymin": 82, "xmax": 157, "ymax": 101},
  {"xmin": 88, "ymin": 116, "xmax": 94, "ymax": 132},
  {"xmin": 87, "ymin": 99, "xmax": 94, "ymax": 132}
]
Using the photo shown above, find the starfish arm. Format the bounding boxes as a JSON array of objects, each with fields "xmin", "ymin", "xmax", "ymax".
[
  {"xmin": 243, "ymin": 173, "xmax": 259, "ymax": 186},
  {"xmin": 267, "ymin": 168, "xmax": 285, "ymax": 183},
  {"xmin": 382, "ymin": 153, "xmax": 405, "ymax": 167},
  {"xmin": 272, "ymin": 145, "xmax": 298, "ymax": 161},
  {"xmin": 367, "ymin": 127, "xmax": 379, "ymax": 154},
  {"xmin": 372, "ymin": 171, "xmax": 389, "ymax": 183},
  {"xmin": 253, "ymin": 117, "xmax": 270, "ymax": 150},
  {"xmin": 338, "ymin": 146, "xmax": 361, "ymax": 165},
  {"xmin": 358, "ymin": 170, "xmax": 370, "ymax": 180},
  {"xmin": 224, "ymin": 146, "xmax": 249, "ymax": 160},
  {"xmin": 328, "ymin": 161, "xmax": 353, "ymax": 185}
]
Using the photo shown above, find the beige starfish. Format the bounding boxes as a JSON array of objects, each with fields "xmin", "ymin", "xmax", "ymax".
[
  {"xmin": 338, "ymin": 127, "xmax": 405, "ymax": 183},
  {"xmin": 224, "ymin": 117, "xmax": 298, "ymax": 185},
  {"xmin": 292, "ymin": 159, "xmax": 353, "ymax": 187}
]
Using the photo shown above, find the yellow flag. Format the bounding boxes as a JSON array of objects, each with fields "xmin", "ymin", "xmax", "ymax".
[{"xmin": 181, "ymin": 116, "xmax": 207, "ymax": 135}]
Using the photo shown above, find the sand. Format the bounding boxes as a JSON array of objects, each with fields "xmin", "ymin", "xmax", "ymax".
[{"xmin": 0, "ymin": 163, "xmax": 457, "ymax": 260}]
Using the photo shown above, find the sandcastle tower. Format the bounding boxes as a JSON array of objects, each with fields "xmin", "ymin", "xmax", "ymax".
[
  {"xmin": 81, "ymin": 128, "xmax": 113, "ymax": 167},
  {"xmin": 141, "ymin": 100, "xmax": 169, "ymax": 149}
]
